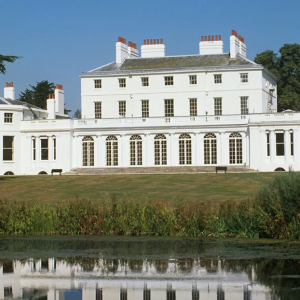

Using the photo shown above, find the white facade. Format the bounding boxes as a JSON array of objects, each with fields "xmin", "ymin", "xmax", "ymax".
[
  {"xmin": 0, "ymin": 258, "xmax": 276, "ymax": 300},
  {"xmin": 0, "ymin": 30, "xmax": 299, "ymax": 175}
]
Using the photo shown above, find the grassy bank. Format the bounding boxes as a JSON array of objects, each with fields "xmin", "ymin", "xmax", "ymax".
[
  {"xmin": 0, "ymin": 173, "xmax": 299, "ymax": 239},
  {"xmin": 0, "ymin": 173, "xmax": 275, "ymax": 204}
]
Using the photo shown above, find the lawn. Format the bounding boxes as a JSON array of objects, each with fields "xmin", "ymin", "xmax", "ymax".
[{"xmin": 0, "ymin": 173, "xmax": 277, "ymax": 204}]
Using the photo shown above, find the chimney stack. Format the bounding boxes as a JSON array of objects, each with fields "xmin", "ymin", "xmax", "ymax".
[
  {"xmin": 127, "ymin": 41, "xmax": 139, "ymax": 59},
  {"xmin": 141, "ymin": 38, "xmax": 165, "ymax": 58},
  {"xmin": 47, "ymin": 93, "xmax": 56, "ymax": 119},
  {"xmin": 116, "ymin": 36, "xmax": 128, "ymax": 64},
  {"xmin": 230, "ymin": 30, "xmax": 246, "ymax": 58},
  {"xmin": 4, "ymin": 82, "xmax": 15, "ymax": 100},
  {"xmin": 199, "ymin": 35, "xmax": 223, "ymax": 55},
  {"xmin": 54, "ymin": 84, "xmax": 64, "ymax": 115}
]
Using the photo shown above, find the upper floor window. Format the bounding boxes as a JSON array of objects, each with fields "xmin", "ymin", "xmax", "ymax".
[
  {"xmin": 189, "ymin": 98, "xmax": 197, "ymax": 116},
  {"xmin": 4, "ymin": 113, "xmax": 13, "ymax": 123},
  {"xmin": 141, "ymin": 77, "xmax": 149, "ymax": 86},
  {"xmin": 3, "ymin": 136, "xmax": 14, "ymax": 161},
  {"xmin": 164, "ymin": 76, "xmax": 174, "ymax": 86},
  {"xmin": 141, "ymin": 100, "xmax": 149, "ymax": 118},
  {"xmin": 240, "ymin": 73, "xmax": 248, "ymax": 83},
  {"xmin": 214, "ymin": 74, "xmax": 222, "ymax": 84},
  {"xmin": 165, "ymin": 99, "xmax": 174, "ymax": 117},
  {"xmin": 214, "ymin": 98, "xmax": 222, "ymax": 115},
  {"xmin": 189, "ymin": 75, "xmax": 197, "ymax": 85},
  {"xmin": 119, "ymin": 101, "xmax": 126, "ymax": 117},
  {"xmin": 240, "ymin": 97, "xmax": 249, "ymax": 115},
  {"xmin": 119, "ymin": 78, "xmax": 126, "ymax": 88},
  {"xmin": 95, "ymin": 102, "xmax": 102, "ymax": 119},
  {"xmin": 94, "ymin": 79, "xmax": 102, "ymax": 89}
]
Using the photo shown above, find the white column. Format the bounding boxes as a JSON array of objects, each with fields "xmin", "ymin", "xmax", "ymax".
[
  {"xmin": 242, "ymin": 132, "xmax": 247, "ymax": 165},
  {"xmin": 284, "ymin": 129, "xmax": 290, "ymax": 163},
  {"xmin": 36, "ymin": 136, "xmax": 41, "ymax": 162},
  {"xmin": 293, "ymin": 129, "xmax": 299, "ymax": 163},
  {"xmin": 199, "ymin": 133, "xmax": 204, "ymax": 165},
  {"xmin": 270, "ymin": 130, "xmax": 276, "ymax": 163},
  {"xmin": 168, "ymin": 133, "xmax": 173, "ymax": 165},
  {"xmin": 192, "ymin": 133, "xmax": 196, "ymax": 165},
  {"xmin": 245, "ymin": 130, "xmax": 250, "ymax": 165},
  {"xmin": 120, "ymin": 134, "xmax": 126, "ymax": 167},
  {"xmin": 219, "ymin": 132, "xmax": 225, "ymax": 165},
  {"xmin": 260, "ymin": 130, "xmax": 266, "ymax": 163},
  {"xmin": 144, "ymin": 133, "xmax": 150, "ymax": 166}
]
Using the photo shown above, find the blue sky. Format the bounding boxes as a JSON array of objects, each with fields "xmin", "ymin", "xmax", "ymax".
[{"xmin": 1, "ymin": 0, "xmax": 299, "ymax": 115}]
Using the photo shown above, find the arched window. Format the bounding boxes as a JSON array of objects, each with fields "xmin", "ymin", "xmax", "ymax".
[
  {"xmin": 82, "ymin": 136, "xmax": 94, "ymax": 166},
  {"xmin": 229, "ymin": 132, "xmax": 242, "ymax": 164},
  {"xmin": 106, "ymin": 136, "xmax": 118, "ymax": 166},
  {"xmin": 130, "ymin": 135, "xmax": 142, "ymax": 165},
  {"xmin": 204, "ymin": 133, "xmax": 217, "ymax": 164},
  {"xmin": 179, "ymin": 134, "xmax": 192, "ymax": 165},
  {"xmin": 154, "ymin": 134, "xmax": 167, "ymax": 165}
]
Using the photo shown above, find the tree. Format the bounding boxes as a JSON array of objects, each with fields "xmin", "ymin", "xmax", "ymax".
[
  {"xmin": 0, "ymin": 54, "xmax": 21, "ymax": 74},
  {"xmin": 19, "ymin": 80, "xmax": 55, "ymax": 109},
  {"xmin": 73, "ymin": 109, "xmax": 81, "ymax": 119},
  {"xmin": 254, "ymin": 44, "xmax": 300, "ymax": 111}
]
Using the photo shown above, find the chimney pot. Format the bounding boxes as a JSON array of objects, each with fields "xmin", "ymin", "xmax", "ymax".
[
  {"xmin": 208, "ymin": 36, "xmax": 211, "ymax": 41},
  {"xmin": 150, "ymin": 39, "xmax": 152, "ymax": 45},
  {"xmin": 160, "ymin": 39, "xmax": 163, "ymax": 44},
  {"xmin": 147, "ymin": 39, "xmax": 149, "ymax": 45},
  {"xmin": 205, "ymin": 36, "xmax": 207, "ymax": 41},
  {"xmin": 215, "ymin": 35, "xmax": 218, "ymax": 41},
  {"xmin": 219, "ymin": 35, "xmax": 221, "ymax": 41},
  {"xmin": 232, "ymin": 30, "xmax": 238, "ymax": 37},
  {"xmin": 201, "ymin": 36, "xmax": 203, "ymax": 41},
  {"xmin": 154, "ymin": 39, "xmax": 156, "ymax": 44},
  {"xmin": 144, "ymin": 40, "xmax": 146, "ymax": 45},
  {"xmin": 157, "ymin": 39, "xmax": 159, "ymax": 44},
  {"xmin": 212, "ymin": 36, "xmax": 214, "ymax": 41}
]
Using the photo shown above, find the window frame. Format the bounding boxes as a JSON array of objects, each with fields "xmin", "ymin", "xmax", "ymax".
[
  {"xmin": 118, "ymin": 78, "xmax": 126, "ymax": 88},
  {"xmin": 141, "ymin": 100, "xmax": 149, "ymax": 118},
  {"xmin": 290, "ymin": 131, "xmax": 294, "ymax": 156},
  {"xmin": 204, "ymin": 133, "xmax": 217, "ymax": 165},
  {"xmin": 240, "ymin": 73, "xmax": 248, "ymax": 83},
  {"xmin": 40, "ymin": 137, "xmax": 49, "ymax": 161},
  {"xmin": 32, "ymin": 137, "xmax": 36, "ymax": 161},
  {"xmin": 4, "ymin": 113, "xmax": 13, "ymax": 123},
  {"xmin": 119, "ymin": 101, "xmax": 126, "ymax": 117},
  {"xmin": 214, "ymin": 74, "xmax": 222, "ymax": 84},
  {"xmin": 276, "ymin": 132, "xmax": 284, "ymax": 156},
  {"xmin": 189, "ymin": 98, "xmax": 197, "ymax": 116},
  {"xmin": 53, "ymin": 137, "xmax": 56, "ymax": 161},
  {"xmin": 164, "ymin": 76, "xmax": 174, "ymax": 86},
  {"xmin": 3, "ymin": 136, "xmax": 14, "ymax": 161},
  {"xmin": 189, "ymin": 75, "xmax": 197, "ymax": 85},
  {"xmin": 240, "ymin": 96, "xmax": 249, "ymax": 115},
  {"xmin": 141, "ymin": 77, "xmax": 149, "ymax": 87},
  {"xmin": 164, "ymin": 99, "xmax": 174, "ymax": 117},
  {"xmin": 82, "ymin": 136, "xmax": 94, "ymax": 167},
  {"xmin": 214, "ymin": 98, "xmax": 222, "ymax": 116},
  {"xmin": 130, "ymin": 135, "xmax": 142, "ymax": 166},
  {"xmin": 95, "ymin": 102, "xmax": 102, "ymax": 119},
  {"xmin": 266, "ymin": 132, "xmax": 270, "ymax": 157},
  {"xmin": 179, "ymin": 134, "xmax": 192, "ymax": 165},
  {"xmin": 94, "ymin": 79, "xmax": 102, "ymax": 89}
]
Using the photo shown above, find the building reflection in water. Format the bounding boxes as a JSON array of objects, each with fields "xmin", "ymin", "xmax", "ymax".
[{"xmin": 1, "ymin": 257, "xmax": 297, "ymax": 300}]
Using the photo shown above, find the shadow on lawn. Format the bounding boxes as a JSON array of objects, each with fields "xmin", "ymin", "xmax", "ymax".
[{"xmin": 0, "ymin": 176, "xmax": 19, "ymax": 182}]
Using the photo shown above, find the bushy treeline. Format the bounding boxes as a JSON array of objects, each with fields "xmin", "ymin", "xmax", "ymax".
[{"xmin": 0, "ymin": 173, "xmax": 299, "ymax": 239}]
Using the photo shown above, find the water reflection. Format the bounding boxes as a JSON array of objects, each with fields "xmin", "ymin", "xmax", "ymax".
[{"xmin": 0, "ymin": 237, "xmax": 299, "ymax": 300}]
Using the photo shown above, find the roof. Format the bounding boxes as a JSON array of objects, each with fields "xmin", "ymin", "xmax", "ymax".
[
  {"xmin": 0, "ymin": 97, "xmax": 44, "ymax": 110},
  {"xmin": 81, "ymin": 53, "xmax": 257, "ymax": 76}
]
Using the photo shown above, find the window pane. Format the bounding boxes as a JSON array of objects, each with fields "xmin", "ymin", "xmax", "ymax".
[{"xmin": 276, "ymin": 133, "xmax": 284, "ymax": 156}]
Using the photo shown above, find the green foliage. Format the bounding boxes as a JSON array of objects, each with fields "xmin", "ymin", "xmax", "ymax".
[
  {"xmin": 19, "ymin": 80, "xmax": 55, "ymax": 109},
  {"xmin": 254, "ymin": 173, "xmax": 300, "ymax": 239},
  {"xmin": 73, "ymin": 109, "xmax": 82, "ymax": 119},
  {"xmin": 254, "ymin": 44, "xmax": 300, "ymax": 111},
  {"xmin": 0, "ymin": 54, "xmax": 21, "ymax": 74},
  {"xmin": 0, "ymin": 174, "xmax": 299, "ymax": 239}
]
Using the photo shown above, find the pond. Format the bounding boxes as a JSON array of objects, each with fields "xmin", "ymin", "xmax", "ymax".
[{"xmin": 0, "ymin": 236, "xmax": 299, "ymax": 300}]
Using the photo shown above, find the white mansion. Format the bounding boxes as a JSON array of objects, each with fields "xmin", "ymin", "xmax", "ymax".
[{"xmin": 0, "ymin": 30, "xmax": 298, "ymax": 175}]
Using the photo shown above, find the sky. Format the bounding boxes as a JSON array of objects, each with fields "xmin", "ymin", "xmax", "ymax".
[{"xmin": 1, "ymin": 0, "xmax": 299, "ymax": 115}]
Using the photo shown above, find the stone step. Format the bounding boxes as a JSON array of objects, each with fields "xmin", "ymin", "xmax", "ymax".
[{"xmin": 65, "ymin": 165, "xmax": 256, "ymax": 175}]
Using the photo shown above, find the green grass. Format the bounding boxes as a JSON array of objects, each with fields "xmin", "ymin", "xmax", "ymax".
[{"xmin": 0, "ymin": 173, "xmax": 276, "ymax": 204}]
